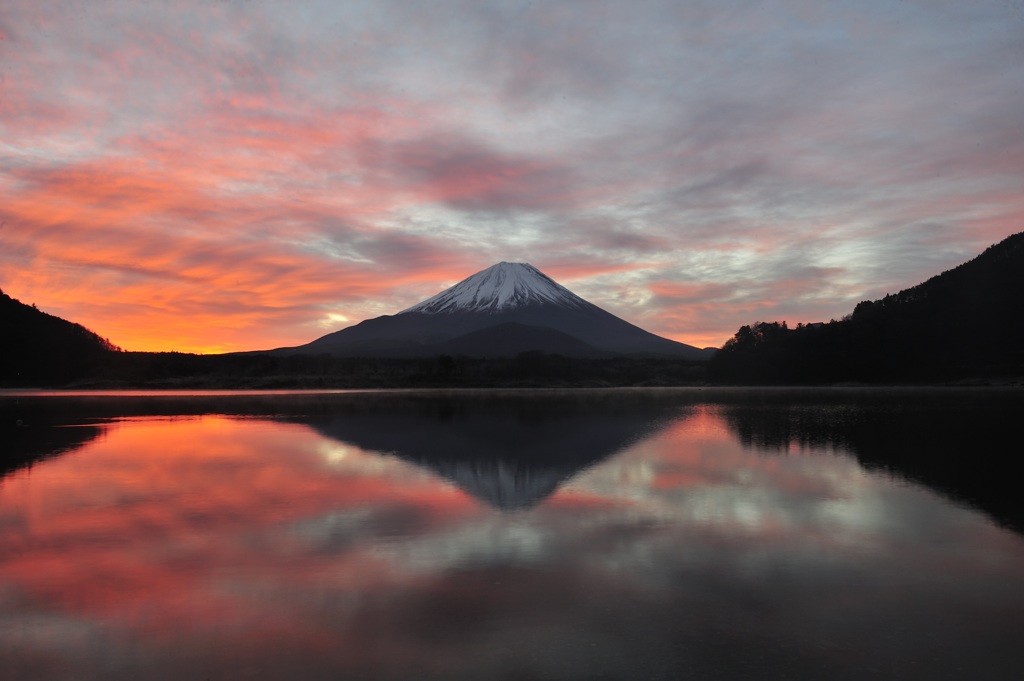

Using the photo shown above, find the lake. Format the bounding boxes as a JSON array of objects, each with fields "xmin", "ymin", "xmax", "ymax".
[{"xmin": 2, "ymin": 388, "xmax": 1024, "ymax": 680}]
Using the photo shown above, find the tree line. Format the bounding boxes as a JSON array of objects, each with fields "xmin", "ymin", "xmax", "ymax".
[{"xmin": 710, "ymin": 232, "xmax": 1024, "ymax": 384}]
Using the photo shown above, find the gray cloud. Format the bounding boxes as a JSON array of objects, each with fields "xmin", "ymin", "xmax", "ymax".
[
  {"xmin": 357, "ymin": 134, "xmax": 580, "ymax": 213},
  {"xmin": 3, "ymin": 0, "xmax": 1023, "ymax": 349}
]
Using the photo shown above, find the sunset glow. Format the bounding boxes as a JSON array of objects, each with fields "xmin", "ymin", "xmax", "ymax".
[{"xmin": 2, "ymin": 1, "xmax": 1022, "ymax": 352}]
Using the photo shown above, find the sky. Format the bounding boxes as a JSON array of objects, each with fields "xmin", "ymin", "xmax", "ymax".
[{"xmin": 2, "ymin": 0, "xmax": 1023, "ymax": 353}]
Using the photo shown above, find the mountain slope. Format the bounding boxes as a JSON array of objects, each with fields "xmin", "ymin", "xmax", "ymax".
[
  {"xmin": 283, "ymin": 262, "xmax": 710, "ymax": 359},
  {"xmin": 0, "ymin": 289, "xmax": 120, "ymax": 384},
  {"xmin": 427, "ymin": 322, "xmax": 604, "ymax": 358},
  {"xmin": 710, "ymin": 232, "xmax": 1024, "ymax": 383}
]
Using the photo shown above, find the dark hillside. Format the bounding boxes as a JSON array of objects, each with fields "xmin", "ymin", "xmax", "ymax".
[
  {"xmin": 710, "ymin": 232, "xmax": 1024, "ymax": 383},
  {"xmin": 0, "ymin": 289, "xmax": 120, "ymax": 385}
]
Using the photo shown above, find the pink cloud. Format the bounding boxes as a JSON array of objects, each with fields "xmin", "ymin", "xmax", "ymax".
[{"xmin": 2, "ymin": 0, "xmax": 1023, "ymax": 353}]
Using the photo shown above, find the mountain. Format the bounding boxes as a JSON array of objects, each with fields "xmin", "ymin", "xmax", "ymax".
[
  {"xmin": 0, "ymin": 289, "xmax": 119, "ymax": 385},
  {"xmin": 710, "ymin": 231, "xmax": 1024, "ymax": 383},
  {"xmin": 280, "ymin": 262, "xmax": 711, "ymax": 359},
  {"xmin": 427, "ymin": 322, "xmax": 604, "ymax": 358}
]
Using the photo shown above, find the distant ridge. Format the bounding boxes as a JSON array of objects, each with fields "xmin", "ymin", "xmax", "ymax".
[
  {"xmin": 710, "ymin": 231, "xmax": 1024, "ymax": 383},
  {"xmin": 279, "ymin": 262, "xmax": 712, "ymax": 359}
]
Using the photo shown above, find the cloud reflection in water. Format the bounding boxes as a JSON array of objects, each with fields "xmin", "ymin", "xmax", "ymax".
[{"xmin": 1, "ymin": 393, "xmax": 1023, "ymax": 680}]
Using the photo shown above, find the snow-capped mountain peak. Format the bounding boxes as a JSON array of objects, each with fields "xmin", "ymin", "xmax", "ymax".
[
  {"xmin": 288, "ymin": 261, "xmax": 709, "ymax": 358},
  {"xmin": 400, "ymin": 262, "xmax": 590, "ymax": 315}
]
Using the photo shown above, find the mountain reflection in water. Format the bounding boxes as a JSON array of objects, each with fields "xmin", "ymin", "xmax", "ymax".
[
  {"xmin": 4, "ymin": 389, "xmax": 1021, "ymax": 527},
  {"xmin": 2, "ymin": 389, "xmax": 1024, "ymax": 681},
  {"xmin": 297, "ymin": 395, "xmax": 685, "ymax": 510}
]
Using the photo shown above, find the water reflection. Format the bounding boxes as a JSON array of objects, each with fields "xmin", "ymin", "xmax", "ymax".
[
  {"xmin": 1, "ymin": 390, "xmax": 1024, "ymax": 681},
  {"xmin": 2, "ymin": 422, "xmax": 104, "ymax": 478},
  {"xmin": 299, "ymin": 394, "xmax": 685, "ymax": 509},
  {"xmin": 718, "ymin": 388, "xmax": 1024, "ymax": 531}
]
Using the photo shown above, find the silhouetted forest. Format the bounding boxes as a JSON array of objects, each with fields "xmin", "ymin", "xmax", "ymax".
[
  {"xmin": 66, "ymin": 350, "xmax": 708, "ymax": 388},
  {"xmin": 711, "ymin": 231, "xmax": 1024, "ymax": 384},
  {"xmin": 0, "ymin": 288, "xmax": 121, "ymax": 385}
]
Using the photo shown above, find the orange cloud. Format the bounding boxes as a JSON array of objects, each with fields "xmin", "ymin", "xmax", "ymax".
[
  {"xmin": 4, "ymin": 0, "xmax": 1024, "ymax": 356},
  {"xmin": 0, "ymin": 99, "xmax": 489, "ymax": 351}
]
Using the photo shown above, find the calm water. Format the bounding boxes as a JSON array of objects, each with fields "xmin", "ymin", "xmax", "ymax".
[{"xmin": 2, "ymin": 388, "xmax": 1023, "ymax": 681}]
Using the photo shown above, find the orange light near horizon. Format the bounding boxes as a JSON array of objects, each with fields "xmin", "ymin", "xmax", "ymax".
[{"xmin": 0, "ymin": 91, "xmax": 496, "ymax": 352}]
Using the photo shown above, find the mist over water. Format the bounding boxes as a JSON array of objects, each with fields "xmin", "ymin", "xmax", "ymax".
[{"xmin": 2, "ymin": 389, "xmax": 1023, "ymax": 680}]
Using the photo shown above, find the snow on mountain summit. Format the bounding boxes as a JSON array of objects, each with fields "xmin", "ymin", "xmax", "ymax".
[
  {"xmin": 288, "ymin": 260, "xmax": 709, "ymax": 358},
  {"xmin": 400, "ymin": 262, "xmax": 591, "ymax": 315}
]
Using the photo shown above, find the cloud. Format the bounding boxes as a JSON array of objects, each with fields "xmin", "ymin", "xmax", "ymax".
[
  {"xmin": 358, "ymin": 134, "xmax": 581, "ymax": 213},
  {"xmin": 2, "ymin": 0, "xmax": 1023, "ymax": 350}
]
